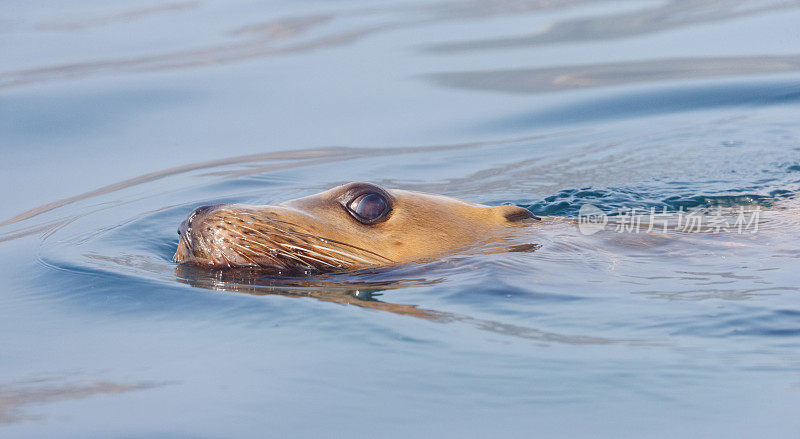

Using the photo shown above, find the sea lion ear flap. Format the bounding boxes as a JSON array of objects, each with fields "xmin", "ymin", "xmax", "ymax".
[{"xmin": 494, "ymin": 205, "xmax": 540, "ymax": 222}]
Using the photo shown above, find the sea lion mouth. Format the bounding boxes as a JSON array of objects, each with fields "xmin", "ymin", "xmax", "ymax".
[{"xmin": 173, "ymin": 204, "xmax": 392, "ymax": 274}]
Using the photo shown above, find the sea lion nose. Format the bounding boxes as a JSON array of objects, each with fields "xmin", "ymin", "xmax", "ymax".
[
  {"xmin": 192, "ymin": 204, "xmax": 217, "ymax": 217},
  {"xmin": 178, "ymin": 204, "xmax": 220, "ymax": 235},
  {"xmin": 178, "ymin": 219, "xmax": 189, "ymax": 236}
]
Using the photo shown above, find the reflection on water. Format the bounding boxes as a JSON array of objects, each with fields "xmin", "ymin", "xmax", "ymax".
[
  {"xmin": 3, "ymin": 0, "xmax": 800, "ymax": 437},
  {"xmin": 427, "ymin": 57, "xmax": 800, "ymax": 94},
  {"xmin": 35, "ymin": 1, "xmax": 199, "ymax": 32},
  {"xmin": 4, "ymin": 0, "xmax": 800, "ymax": 90},
  {"xmin": 172, "ymin": 261, "xmax": 623, "ymax": 344},
  {"xmin": 446, "ymin": 80, "xmax": 800, "ymax": 130},
  {"xmin": 425, "ymin": 0, "xmax": 800, "ymax": 52},
  {"xmin": 0, "ymin": 375, "xmax": 167, "ymax": 424}
]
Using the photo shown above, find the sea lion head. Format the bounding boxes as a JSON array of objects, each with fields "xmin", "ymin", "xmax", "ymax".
[{"xmin": 173, "ymin": 182, "xmax": 537, "ymax": 274}]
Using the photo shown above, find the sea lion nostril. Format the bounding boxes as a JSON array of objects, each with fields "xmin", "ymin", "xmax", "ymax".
[{"xmin": 178, "ymin": 217, "xmax": 191, "ymax": 237}]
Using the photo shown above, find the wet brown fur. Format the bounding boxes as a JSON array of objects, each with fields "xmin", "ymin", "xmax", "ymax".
[{"xmin": 174, "ymin": 182, "xmax": 535, "ymax": 274}]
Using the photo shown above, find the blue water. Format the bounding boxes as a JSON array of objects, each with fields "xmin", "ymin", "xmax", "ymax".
[{"xmin": 2, "ymin": 1, "xmax": 800, "ymax": 437}]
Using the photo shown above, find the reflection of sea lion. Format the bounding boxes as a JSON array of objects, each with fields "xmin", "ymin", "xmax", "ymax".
[
  {"xmin": 174, "ymin": 182, "xmax": 538, "ymax": 274},
  {"xmin": 172, "ymin": 264, "xmax": 616, "ymax": 344}
]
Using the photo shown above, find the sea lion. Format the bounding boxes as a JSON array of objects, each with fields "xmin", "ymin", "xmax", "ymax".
[{"xmin": 173, "ymin": 182, "xmax": 538, "ymax": 274}]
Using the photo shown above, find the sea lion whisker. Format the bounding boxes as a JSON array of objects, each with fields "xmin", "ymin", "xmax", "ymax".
[
  {"xmin": 254, "ymin": 218, "xmax": 314, "ymax": 233},
  {"xmin": 283, "ymin": 251, "xmax": 338, "ymax": 269},
  {"xmin": 230, "ymin": 223, "xmax": 286, "ymax": 241},
  {"xmin": 231, "ymin": 223, "xmax": 334, "ymax": 257},
  {"xmin": 231, "ymin": 219, "xmax": 394, "ymax": 262},
  {"xmin": 243, "ymin": 238, "xmax": 334, "ymax": 269},
  {"xmin": 294, "ymin": 254, "xmax": 340, "ymax": 268},
  {"xmin": 276, "ymin": 250, "xmax": 330, "ymax": 270},
  {"xmin": 226, "ymin": 233, "xmax": 332, "ymax": 267},
  {"xmin": 239, "ymin": 223, "xmax": 324, "ymax": 246},
  {"xmin": 239, "ymin": 240, "xmax": 312, "ymax": 268},
  {"xmin": 272, "ymin": 242, "xmax": 346, "ymax": 266},
  {"xmin": 235, "ymin": 240, "xmax": 278, "ymax": 258},
  {"xmin": 307, "ymin": 244, "xmax": 378, "ymax": 264},
  {"xmin": 237, "ymin": 222, "xmax": 393, "ymax": 262},
  {"xmin": 317, "ymin": 240, "xmax": 394, "ymax": 262},
  {"xmin": 216, "ymin": 249, "xmax": 234, "ymax": 269},
  {"xmin": 282, "ymin": 230, "xmax": 394, "ymax": 262},
  {"xmin": 275, "ymin": 242, "xmax": 353, "ymax": 265},
  {"xmin": 224, "ymin": 240, "xmax": 263, "ymax": 266},
  {"xmin": 255, "ymin": 240, "xmax": 339, "ymax": 268},
  {"xmin": 288, "ymin": 243, "xmax": 362, "ymax": 264}
]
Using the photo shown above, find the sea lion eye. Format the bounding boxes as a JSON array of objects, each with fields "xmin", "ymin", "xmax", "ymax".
[{"xmin": 347, "ymin": 193, "xmax": 389, "ymax": 223}]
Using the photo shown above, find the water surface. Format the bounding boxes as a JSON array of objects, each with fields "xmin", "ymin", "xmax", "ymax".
[{"xmin": 2, "ymin": 1, "xmax": 800, "ymax": 437}]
